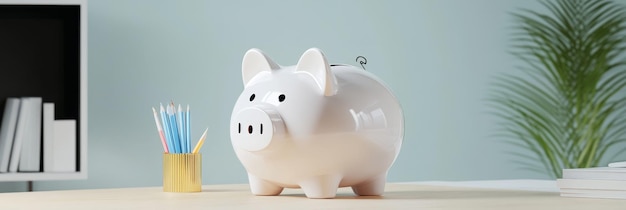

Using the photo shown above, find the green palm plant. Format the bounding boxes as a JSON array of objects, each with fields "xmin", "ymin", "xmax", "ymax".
[{"xmin": 491, "ymin": 0, "xmax": 626, "ymax": 178}]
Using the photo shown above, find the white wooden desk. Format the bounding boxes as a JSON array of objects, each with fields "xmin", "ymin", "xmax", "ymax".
[{"xmin": 1, "ymin": 180, "xmax": 623, "ymax": 209}]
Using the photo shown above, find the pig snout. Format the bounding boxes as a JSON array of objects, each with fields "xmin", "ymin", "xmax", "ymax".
[{"xmin": 231, "ymin": 106, "xmax": 285, "ymax": 151}]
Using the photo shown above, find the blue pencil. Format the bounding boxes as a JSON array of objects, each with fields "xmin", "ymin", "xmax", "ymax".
[
  {"xmin": 159, "ymin": 104, "xmax": 173, "ymax": 153},
  {"xmin": 186, "ymin": 105, "xmax": 191, "ymax": 153},
  {"xmin": 177, "ymin": 104, "xmax": 186, "ymax": 153},
  {"xmin": 168, "ymin": 103, "xmax": 181, "ymax": 153}
]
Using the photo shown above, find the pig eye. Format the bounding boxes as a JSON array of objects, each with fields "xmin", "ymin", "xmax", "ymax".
[
  {"xmin": 249, "ymin": 94, "xmax": 256, "ymax": 101},
  {"xmin": 278, "ymin": 94, "xmax": 286, "ymax": 102}
]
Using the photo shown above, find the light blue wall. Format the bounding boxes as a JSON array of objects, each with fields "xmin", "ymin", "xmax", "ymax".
[{"xmin": 1, "ymin": 0, "xmax": 624, "ymax": 192}]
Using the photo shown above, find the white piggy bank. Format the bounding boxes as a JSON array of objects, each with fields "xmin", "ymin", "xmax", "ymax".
[{"xmin": 230, "ymin": 48, "xmax": 403, "ymax": 199}]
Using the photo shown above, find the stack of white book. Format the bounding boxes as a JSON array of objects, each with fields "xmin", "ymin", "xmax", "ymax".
[
  {"xmin": 558, "ymin": 165, "xmax": 626, "ymax": 199},
  {"xmin": 0, "ymin": 97, "xmax": 76, "ymax": 173}
]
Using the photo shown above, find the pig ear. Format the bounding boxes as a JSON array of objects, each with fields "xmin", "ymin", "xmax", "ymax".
[
  {"xmin": 295, "ymin": 48, "xmax": 338, "ymax": 96},
  {"xmin": 242, "ymin": 48, "xmax": 280, "ymax": 87}
]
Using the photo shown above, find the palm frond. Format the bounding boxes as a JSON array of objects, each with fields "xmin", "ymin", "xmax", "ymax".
[{"xmin": 491, "ymin": 0, "xmax": 626, "ymax": 178}]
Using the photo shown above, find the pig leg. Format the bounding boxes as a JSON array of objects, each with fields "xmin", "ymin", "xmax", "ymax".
[
  {"xmin": 298, "ymin": 174, "xmax": 342, "ymax": 199},
  {"xmin": 248, "ymin": 173, "xmax": 283, "ymax": 196},
  {"xmin": 351, "ymin": 173, "xmax": 386, "ymax": 196}
]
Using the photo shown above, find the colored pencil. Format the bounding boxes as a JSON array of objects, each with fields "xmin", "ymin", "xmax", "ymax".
[
  {"xmin": 152, "ymin": 107, "xmax": 169, "ymax": 153},
  {"xmin": 160, "ymin": 104, "xmax": 174, "ymax": 153},
  {"xmin": 192, "ymin": 128, "xmax": 208, "ymax": 154},
  {"xmin": 186, "ymin": 105, "xmax": 191, "ymax": 153},
  {"xmin": 167, "ymin": 103, "xmax": 181, "ymax": 153},
  {"xmin": 177, "ymin": 104, "xmax": 186, "ymax": 153}
]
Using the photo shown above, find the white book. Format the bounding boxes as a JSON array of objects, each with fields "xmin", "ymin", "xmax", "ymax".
[
  {"xmin": 563, "ymin": 167, "xmax": 626, "ymax": 180},
  {"xmin": 8, "ymin": 98, "xmax": 32, "ymax": 172},
  {"xmin": 560, "ymin": 188, "xmax": 626, "ymax": 199},
  {"xmin": 53, "ymin": 120, "xmax": 76, "ymax": 172},
  {"xmin": 557, "ymin": 179, "xmax": 626, "ymax": 191},
  {"xmin": 19, "ymin": 97, "xmax": 42, "ymax": 172},
  {"xmin": 0, "ymin": 98, "xmax": 21, "ymax": 173},
  {"xmin": 42, "ymin": 103, "xmax": 55, "ymax": 172}
]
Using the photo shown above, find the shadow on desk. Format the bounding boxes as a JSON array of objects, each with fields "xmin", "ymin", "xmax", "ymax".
[
  {"xmin": 238, "ymin": 184, "xmax": 558, "ymax": 200},
  {"xmin": 279, "ymin": 191, "xmax": 556, "ymax": 200}
]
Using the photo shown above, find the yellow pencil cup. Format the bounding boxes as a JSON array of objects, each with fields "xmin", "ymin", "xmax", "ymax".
[{"xmin": 162, "ymin": 153, "xmax": 202, "ymax": 192}]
